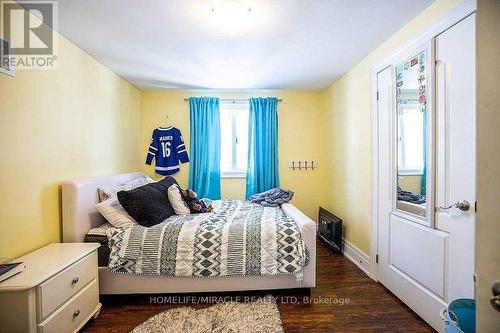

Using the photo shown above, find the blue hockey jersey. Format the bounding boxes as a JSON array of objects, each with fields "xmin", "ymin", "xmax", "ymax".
[{"xmin": 146, "ymin": 127, "xmax": 189, "ymax": 175}]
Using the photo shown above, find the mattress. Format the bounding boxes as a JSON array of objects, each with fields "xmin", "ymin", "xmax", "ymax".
[
  {"xmin": 396, "ymin": 200, "xmax": 426, "ymax": 217},
  {"xmin": 84, "ymin": 223, "xmax": 112, "ymax": 266}
]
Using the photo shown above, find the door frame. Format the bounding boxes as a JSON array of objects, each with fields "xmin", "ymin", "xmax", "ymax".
[{"xmin": 369, "ymin": 0, "xmax": 477, "ymax": 281}]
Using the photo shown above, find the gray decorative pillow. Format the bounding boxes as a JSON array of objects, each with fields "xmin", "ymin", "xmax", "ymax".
[{"xmin": 97, "ymin": 176, "xmax": 155, "ymax": 202}]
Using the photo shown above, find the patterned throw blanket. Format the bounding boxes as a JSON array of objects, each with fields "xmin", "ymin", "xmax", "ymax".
[{"xmin": 108, "ymin": 200, "xmax": 308, "ymax": 279}]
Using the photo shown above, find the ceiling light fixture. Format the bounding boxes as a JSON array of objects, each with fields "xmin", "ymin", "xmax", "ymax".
[
  {"xmin": 210, "ymin": 0, "xmax": 252, "ymax": 33},
  {"xmin": 211, "ymin": 0, "xmax": 251, "ymax": 14}
]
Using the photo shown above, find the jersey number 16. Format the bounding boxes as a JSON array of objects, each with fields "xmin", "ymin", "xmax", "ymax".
[{"xmin": 161, "ymin": 142, "xmax": 171, "ymax": 158}]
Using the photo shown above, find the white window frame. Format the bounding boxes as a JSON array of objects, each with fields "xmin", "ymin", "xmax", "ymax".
[{"xmin": 220, "ymin": 102, "xmax": 248, "ymax": 178}]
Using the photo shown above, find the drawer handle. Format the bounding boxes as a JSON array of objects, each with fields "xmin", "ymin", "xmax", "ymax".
[
  {"xmin": 73, "ymin": 310, "xmax": 80, "ymax": 318},
  {"xmin": 72, "ymin": 277, "xmax": 79, "ymax": 285}
]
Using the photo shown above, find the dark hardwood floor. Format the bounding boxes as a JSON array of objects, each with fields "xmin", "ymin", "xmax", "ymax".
[{"xmin": 82, "ymin": 240, "xmax": 433, "ymax": 332}]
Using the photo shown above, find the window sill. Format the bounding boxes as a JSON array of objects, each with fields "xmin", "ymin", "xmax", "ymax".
[
  {"xmin": 221, "ymin": 172, "xmax": 247, "ymax": 179},
  {"xmin": 398, "ymin": 169, "xmax": 424, "ymax": 176}
]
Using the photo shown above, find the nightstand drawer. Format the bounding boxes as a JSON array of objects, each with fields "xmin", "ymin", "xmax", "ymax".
[
  {"xmin": 38, "ymin": 278, "xmax": 99, "ymax": 333},
  {"xmin": 37, "ymin": 252, "xmax": 98, "ymax": 321}
]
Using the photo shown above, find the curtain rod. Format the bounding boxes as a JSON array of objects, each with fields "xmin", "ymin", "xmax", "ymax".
[{"xmin": 183, "ymin": 98, "xmax": 283, "ymax": 103}]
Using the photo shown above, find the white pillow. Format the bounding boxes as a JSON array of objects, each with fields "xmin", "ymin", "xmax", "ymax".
[
  {"xmin": 95, "ymin": 197, "xmax": 137, "ymax": 228},
  {"xmin": 87, "ymin": 222, "xmax": 114, "ymax": 236},
  {"xmin": 167, "ymin": 184, "xmax": 191, "ymax": 215},
  {"xmin": 97, "ymin": 176, "xmax": 155, "ymax": 202}
]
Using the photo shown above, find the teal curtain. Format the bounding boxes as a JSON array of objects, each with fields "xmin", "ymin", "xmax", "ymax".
[
  {"xmin": 188, "ymin": 97, "xmax": 221, "ymax": 199},
  {"xmin": 245, "ymin": 97, "xmax": 280, "ymax": 199},
  {"xmin": 421, "ymin": 110, "xmax": 427, "ymax": 195}
]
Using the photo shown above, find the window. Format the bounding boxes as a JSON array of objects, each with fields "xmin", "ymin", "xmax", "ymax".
[
  {"xmin": 397, "ymin": 104, "xmax": 424, "ymax": 175},
  {"xmin": 220, "ymin": 103, "xmax": 249, "ymax": 177}
]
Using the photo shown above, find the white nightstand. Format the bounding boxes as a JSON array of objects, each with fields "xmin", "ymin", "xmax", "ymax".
[{"xmin": 0, "ymin": 243, "xmax": 101, "ymax": 333}]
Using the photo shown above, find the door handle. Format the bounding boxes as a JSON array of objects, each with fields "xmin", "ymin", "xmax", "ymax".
[
  {"xmin": 438, "ymin": 200, "xmax": 470, "ymax": 212},
  {"xmin": 491, "ymin": 280, "xmax": 500, "ymax": 313}
]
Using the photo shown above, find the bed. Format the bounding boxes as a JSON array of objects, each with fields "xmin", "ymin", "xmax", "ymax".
[
  {"xmin": 62, "ymin": 172, "xmax": 316, "ymax": 295},
  {"xmin": 396, "ymin": 200, "xmax": 426, "ymax": 217}
]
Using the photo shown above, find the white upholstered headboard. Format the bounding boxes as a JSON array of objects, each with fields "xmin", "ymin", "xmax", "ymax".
[{"xmin": 62, "ymin": 172, "xmax": 147, "ymax": 242}]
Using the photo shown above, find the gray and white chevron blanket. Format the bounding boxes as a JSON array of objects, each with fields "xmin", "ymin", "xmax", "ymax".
[{"xmin": 107, "ymin": 200, "xmax": 308, "ymax": 279}]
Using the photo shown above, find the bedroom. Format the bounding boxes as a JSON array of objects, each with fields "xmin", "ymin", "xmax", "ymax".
[{"xmin": 0, "ymin": 0, "xmax": 499, "ymax": 332}]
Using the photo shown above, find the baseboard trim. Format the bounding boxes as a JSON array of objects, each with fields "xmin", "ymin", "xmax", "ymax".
[{"xmin": 342, "ymin": 239, "xmax": 370, "ymax": 276}]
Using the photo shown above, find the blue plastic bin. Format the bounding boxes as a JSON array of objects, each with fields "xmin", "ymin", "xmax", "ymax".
[{"xmin": 440, "ymin": 298, "xmax": 475, "ymax": 333}]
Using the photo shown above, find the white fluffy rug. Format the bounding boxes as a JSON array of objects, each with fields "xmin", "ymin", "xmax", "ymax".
[{"xmin": 131, "ymin": 298, "xmax": 284, "ymax": 333}]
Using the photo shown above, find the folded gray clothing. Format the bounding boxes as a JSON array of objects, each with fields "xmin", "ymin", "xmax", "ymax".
[{"xmin": 249, "ymin": 188, "xmax": 294, "ymax": 207}]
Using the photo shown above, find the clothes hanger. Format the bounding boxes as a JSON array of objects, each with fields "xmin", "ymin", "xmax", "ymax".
[{"xmin": 164, "ymin": 114, "xmax": 171, "ymax": 128}]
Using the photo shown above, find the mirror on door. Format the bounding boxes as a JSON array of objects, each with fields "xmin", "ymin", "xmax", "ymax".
[{"xmin": 395, "ymin": 50, "xmax": 428, "ymax": 218}]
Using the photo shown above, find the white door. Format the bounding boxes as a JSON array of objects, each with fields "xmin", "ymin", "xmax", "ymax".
[
  {"xmin": 376, "ymin": 14, "xmax": 476, "ymax": 332},
  {"xmin": 434, "ymin": 14, "xmax": 476, "ymax": 303}
]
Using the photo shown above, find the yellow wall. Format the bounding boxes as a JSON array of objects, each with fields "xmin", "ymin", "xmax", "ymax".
[
  {"xmin": 399, "ymin": 175, "xmax": 423, "ymax": 194},
  {"xmin": 142, "ymin": 91, "xmax": 327, "ymax": 219},
  {"xmin": 0, "ymin": 10, "xmax": 142, "ymax": 260},
  {"xmin": 320, "ymin": 0, "xmax": 464, "ymax": 254}
]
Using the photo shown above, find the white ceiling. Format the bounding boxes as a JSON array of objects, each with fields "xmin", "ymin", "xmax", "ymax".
[{"xmin": 52, "ymin": 0, "xmax": 433, "ymax": 91}]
